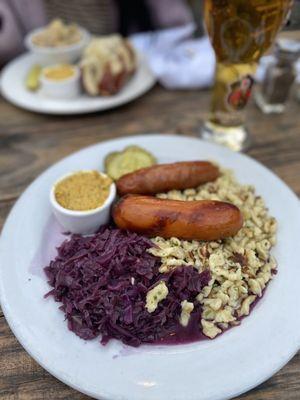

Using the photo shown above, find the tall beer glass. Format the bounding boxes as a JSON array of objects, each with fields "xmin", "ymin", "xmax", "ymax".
[{"xmin": 201, "ymin": 0, "xmax": 294, "ymax": 151}]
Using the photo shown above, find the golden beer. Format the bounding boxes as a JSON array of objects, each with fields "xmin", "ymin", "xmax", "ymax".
[
  {"xmin": 202, "ymin": 0, "xmax": 294, "ymax": 150},
  {"xmin": 205, "ymin": 0, "xmax": 293, "ymax": 63}
]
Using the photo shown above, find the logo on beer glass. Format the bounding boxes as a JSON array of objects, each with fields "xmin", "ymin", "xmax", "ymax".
[
  {"xmin": 220, "ymin": 18, "xmax": 252, "ymax": 61},
  {"xmin": 227, "ymin": 75, "xmax": 254, "ymax": 110},
  {"xmin": 220, "ymin": 16, "xmax": 266, "ymax": 62}
]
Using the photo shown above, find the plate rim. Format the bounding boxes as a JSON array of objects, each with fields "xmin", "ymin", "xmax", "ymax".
[{"xmin": 0, "ymin": 134, "xmax": 300, "ymax": 400}]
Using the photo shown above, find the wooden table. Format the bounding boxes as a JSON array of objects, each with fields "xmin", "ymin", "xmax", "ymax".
[{"xmin": 0, "ymin": 85, "xmax": 299, "ymax": 399}]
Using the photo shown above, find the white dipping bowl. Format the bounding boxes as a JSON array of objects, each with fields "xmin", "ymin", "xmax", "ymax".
[
  {"xmin": 24, "ymin": 26, "xmax": 90, "ymax": 64},
  {"xmin": 50, "ymin": 171, "xmax": 116, "ymax": 235},
  {"xmin": 40, "ymin": 65, "xmax": 80, "ymax": 99}
]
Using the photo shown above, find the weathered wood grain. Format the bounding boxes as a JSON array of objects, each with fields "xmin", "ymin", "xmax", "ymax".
[
  {"xmin": 0, "ymin": 83, "xmax": 299, "ymax": 400},
  {"xmin": 0, "ymin": 199, "xmax": 15, "ymax": 319},
  {"xmin": 1, "ymin": 87, "xmax": 300, "ymax": 200}
]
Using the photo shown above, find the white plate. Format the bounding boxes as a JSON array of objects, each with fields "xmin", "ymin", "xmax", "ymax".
[
  {"xmin": 0, "ymin": 135, "xmax": 300, "ymax": 400},
  {"xmin": 0, "ymin": 53, "xmax": 155, "ymax": 115}
]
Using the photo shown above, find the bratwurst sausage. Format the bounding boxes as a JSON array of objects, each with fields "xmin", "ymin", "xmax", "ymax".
[
  {"xmin": 116, "ymin": 161, "xmax": 219, "ymax": 196},
  {"xmin": 113, "ymin": 195, "xmax": 243, "ymax": 241}
]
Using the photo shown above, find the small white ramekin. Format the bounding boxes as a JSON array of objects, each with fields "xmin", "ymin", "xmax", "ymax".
[
  {"xmin": 39, "ymin": 65, "xmax": 80, "ymax": 99},
  {"xmin": 24, "ymin": 26, "xmax": 90, "ymax": 64},
  {"xmin": 50, "ymin": 171, "xmax": 116, "ymax": 235}
]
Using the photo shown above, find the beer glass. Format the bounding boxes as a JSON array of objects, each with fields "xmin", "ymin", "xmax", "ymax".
[{"xmin": 201, "ymin": 0, "xmax": 294, "ymax": 151}]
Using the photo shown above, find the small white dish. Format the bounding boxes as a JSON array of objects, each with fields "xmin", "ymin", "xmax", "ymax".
[
  {"xmin": 40, "ymin": 65, "xmax": 80, "ymax": 99},
  {"xmin": 24, "ymin": 26, "xmax": 90, "ymax": 64},
  {"xmin": 50, "ymin": 171, "xmax": 116, "ymax": 234},
  {"xmin": 0, "ymin": 52, "xmax": 155, "ymax": 115}
]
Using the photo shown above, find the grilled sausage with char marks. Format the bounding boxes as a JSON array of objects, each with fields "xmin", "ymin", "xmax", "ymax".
[
  {"xmin": 116, "ymin": 161, "xmax": 220, "ymax": 196},
  {"xmin": 113, "ymin": 195, "xmax": 243, "ymax": 241}
]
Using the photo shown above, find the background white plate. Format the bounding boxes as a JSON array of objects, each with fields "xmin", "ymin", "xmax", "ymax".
[
  {"xmin": 0, "ymin": 135, "xmax": 300, "ymax": 400},
  {"xmin": 0, "ymin": 53, "xmax": 155, "ymax": 115}
]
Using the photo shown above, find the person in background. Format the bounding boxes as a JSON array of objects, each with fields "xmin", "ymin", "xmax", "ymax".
[
  {"xmin": 0, "ymin": 0, "xmax": 46, "ymax": 66},
  {"xmin": 0, "ymin": 0, "xmax": 193, "ymax": 66}
]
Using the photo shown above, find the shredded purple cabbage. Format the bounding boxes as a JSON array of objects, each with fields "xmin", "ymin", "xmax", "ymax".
[{"xmin": 44, "ymin": 226, "xmax": 211, "ymax": 347}]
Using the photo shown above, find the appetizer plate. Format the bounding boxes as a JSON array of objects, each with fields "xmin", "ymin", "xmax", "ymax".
[
  {"xmin": 0, "ymin": 53, "xmax": 155, "ymax": 115},
  {"xmin": 0, "ymin": 135, "xmax": 300, "ymax": 400}
]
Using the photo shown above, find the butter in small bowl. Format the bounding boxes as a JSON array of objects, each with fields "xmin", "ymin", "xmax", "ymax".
[
  {"xmin": 50, "ymin": 170, "xmax": 116, "ymax": 234},
  {"xmin": 40, "ymin": 64, "xmax": 80, "ymax": 99}
]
